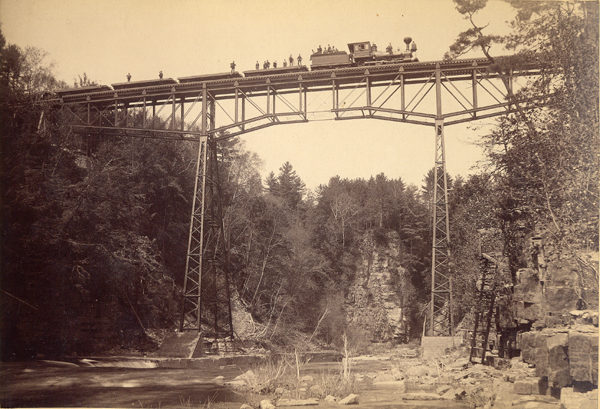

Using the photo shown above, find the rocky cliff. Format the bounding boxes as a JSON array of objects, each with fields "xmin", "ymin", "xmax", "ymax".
[{"xmin": 345, "ymin": 231, "xmax": 411, "ymax": 342}]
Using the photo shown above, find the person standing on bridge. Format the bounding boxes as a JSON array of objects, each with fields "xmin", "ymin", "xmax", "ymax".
[
  {"xmin": 289, "ymin": 54, "xmax": 294, "ymax": 66},
  {"xmin": 230, "ymin": 61, "xmax": 236, "ymax": 73},
  {"xmin": 126, "ymin": 73, "xmax": 131, "ymax": 82},
  {"xmin": 256, "ymin": 61, "xmax": 260, "ymax": 70},
  {"xmin": 159, "ymin": 70, "xmax": 163, "ymax": 79},
  {"xmin": 297, "ymin": 54, "xmax": 302, "ymax": 66}
]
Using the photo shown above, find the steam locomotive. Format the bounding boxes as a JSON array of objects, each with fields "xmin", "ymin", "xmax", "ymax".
[
  {"xmin": 242, "ymin": 37, "xmax": 417, "ymax": 77},
  {"xmin": 310, "ymin": 37, "xmax": 418, "ymax": 69}
]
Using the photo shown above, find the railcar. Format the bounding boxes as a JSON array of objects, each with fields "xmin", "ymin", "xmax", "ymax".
[
  {"xmin": 56, "ymin": 84, "xmax": 112, "ymax": 97},
  {"xmin": 112, "ymin": 78, "xmax": 177, "ymax": 90},
  {"xmin": 178, "ymin": 72, "xmax": 243, "ymax": 83},
  {"xmin": 243, "ymin": 65, "xmax": 308, "ymax": 78}
]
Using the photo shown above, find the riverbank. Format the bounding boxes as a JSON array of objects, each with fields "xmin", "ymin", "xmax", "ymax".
[{"xmin": 2, "ymin": 345, "xmax": 594, "ymax": 408}]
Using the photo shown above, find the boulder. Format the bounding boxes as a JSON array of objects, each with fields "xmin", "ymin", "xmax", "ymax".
[
  {"xmin": 259, "ymin": 399, "xmax": 275, "ymax": 409},
  {"xmin": 568, "ymin": 328, "xmax": 598, "ymax": 385},
  {"xmin": 323, "ymin": 395, "xmax": 337, "ymax": 402},
  {"xmin": 436, "ymin": 385, "xmax": 451, "ymax": 395},
  {"xmin": 338, "ymin": 394, "xmax": 359, "ymax": 405},
  {"xmin": 235, "ymin": 369, "xmax": 257, "ymax": 384},
  {"xmin": 560, "ymin": 387, "xmax": 598, "ymax": 409}
]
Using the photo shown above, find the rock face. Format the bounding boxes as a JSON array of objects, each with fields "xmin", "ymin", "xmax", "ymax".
[{"xmin": 345, "ymin": 231, "xmax": 410, "ymax": 342}]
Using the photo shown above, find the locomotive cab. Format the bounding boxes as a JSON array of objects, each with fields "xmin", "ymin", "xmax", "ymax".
[{"xmin": 347, "ymin": 41, "xmax": 373, "ymax": 61}]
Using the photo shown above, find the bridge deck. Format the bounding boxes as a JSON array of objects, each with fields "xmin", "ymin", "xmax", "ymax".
[{"xmin": 51, "ymin": 57, "xmax": 541, "ymax": 107}]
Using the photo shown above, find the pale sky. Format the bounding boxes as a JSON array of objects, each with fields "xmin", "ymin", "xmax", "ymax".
[{"xmin": 0, "ymin": 0, "xmax": 518, "ymax": 190}]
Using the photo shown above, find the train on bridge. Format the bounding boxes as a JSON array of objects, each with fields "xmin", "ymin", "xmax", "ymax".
[{"xmin": 55, "ymin": 38, "xmax": 418, "ymax": 98}]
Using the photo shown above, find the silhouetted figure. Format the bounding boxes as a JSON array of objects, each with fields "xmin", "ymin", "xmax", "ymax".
[
  {"xmin": 297, "ymin": 54, "xmax": 302, "ymax": 66},
  {"xmin": 266, "ymin": 60, "xmax": 271, "ymax": 69},
  {"xmin": 256, "ymin": 61, "xmax": 260, "ymax": 70},
  {"xmin": 230, "ymin": 61, "xmax": 236, "ymax": 73},
  {"xmin": 317, "ymin": 45, "xmax": 322, "ymax": 54},
  {"xmin": 289, "ymin": 54, "xmax": 294, "ymax": 66},
  {"xmin": 273, "ymin": 61, "xmax": 277, "ymax": 68},
  {"xmin": 327, "ymin": 44, "xmax": 331, "ymax": 53},
  {"xmin": 386, "ymin": 43, "xmax": 393, "ymax": 54},
  {"xmin": 126, "ymin": 73, "xmax": 131, "ymax": 82},
  {"xmin": 159, "ymin": 70, "xmax": 163, "ymax": 79}
]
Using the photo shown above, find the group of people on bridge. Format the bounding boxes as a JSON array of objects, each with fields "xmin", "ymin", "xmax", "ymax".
[
  {"xmin": 312, "ymin": 44, "xmax": 339, "ymax": 54},
  {"xmin": 255, "ymin": 54, "xmax": 303, "ymax": 70}
]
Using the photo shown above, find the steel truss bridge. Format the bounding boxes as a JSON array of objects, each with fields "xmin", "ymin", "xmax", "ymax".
[{"xmin": 47, "ymin": 56, "xmax": 548, "ymax": 341}]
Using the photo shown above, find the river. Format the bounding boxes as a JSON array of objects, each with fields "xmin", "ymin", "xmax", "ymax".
[{"xmin": 1, "ymin": 357, "xmax": 472, "ymax": 408}]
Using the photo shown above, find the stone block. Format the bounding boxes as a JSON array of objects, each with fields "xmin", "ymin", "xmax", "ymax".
[
  {"xmin": 545, "ymin": 285, "xmax": 580, "ymax": 313},
  {"xmin": 533, "ymin": 333, "xmax": 550, "ymax": 378},
  {"xmin": 515, "ymin": 301, "xmax": 544, "ymax": 323},
  {"xmin": 546, "ymin": 333, "xmax": 570, "ymax": 387},
  {"xmin": 560, "ymin": 387, "xmax": 598, "ymax": 409},
  {"xmin": 519, "ymin": 332, "xmax": 537, "ymax": 364},
  {"xmin": 338, "ymin": 394, "xmax": 359, "ymax": 405},
  {"xmin": 568, "ymin": 328, "xmax": 598, "ymax": 385},
  {"xmin": 514, "ymin": 378, "xmax": 540, "ymax": 395}
]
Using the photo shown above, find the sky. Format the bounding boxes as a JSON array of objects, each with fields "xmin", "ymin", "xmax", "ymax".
[{"xmin": 0, "ymin": 0, "xmax": 518, "ymax": 190}]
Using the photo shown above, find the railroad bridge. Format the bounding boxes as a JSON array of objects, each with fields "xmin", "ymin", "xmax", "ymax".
[{"xmin": 45, "ymin": 56, "xmax": 549, "ymax": 347}]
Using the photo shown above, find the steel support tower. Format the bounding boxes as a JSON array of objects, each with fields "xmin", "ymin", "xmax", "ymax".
[
  {"xmin": 429, "ymin": 66, "xmax": 453, "ymax": 336},
  {"xmin": 179, "ymin": 84, "xmax": 233, "ymax": 339}
]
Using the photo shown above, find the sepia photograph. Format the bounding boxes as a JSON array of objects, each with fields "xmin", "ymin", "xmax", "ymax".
[{"xmin": 0, "ymin": 0, "xmax": 598, "ymax": 408}]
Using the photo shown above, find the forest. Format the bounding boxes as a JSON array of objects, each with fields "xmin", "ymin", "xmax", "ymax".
[{"xmin": 1, "ymin": 0, "xmax": 598, "ymax": 360}]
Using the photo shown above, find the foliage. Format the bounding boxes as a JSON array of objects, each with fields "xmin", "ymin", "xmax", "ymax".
[
  {"xmin": 447, "ymin": 1, "xmax": 599, "ymax": 297},
  {"xmin": 0, "ymin": 30, "xmax": 197, "ymax": 357}
]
